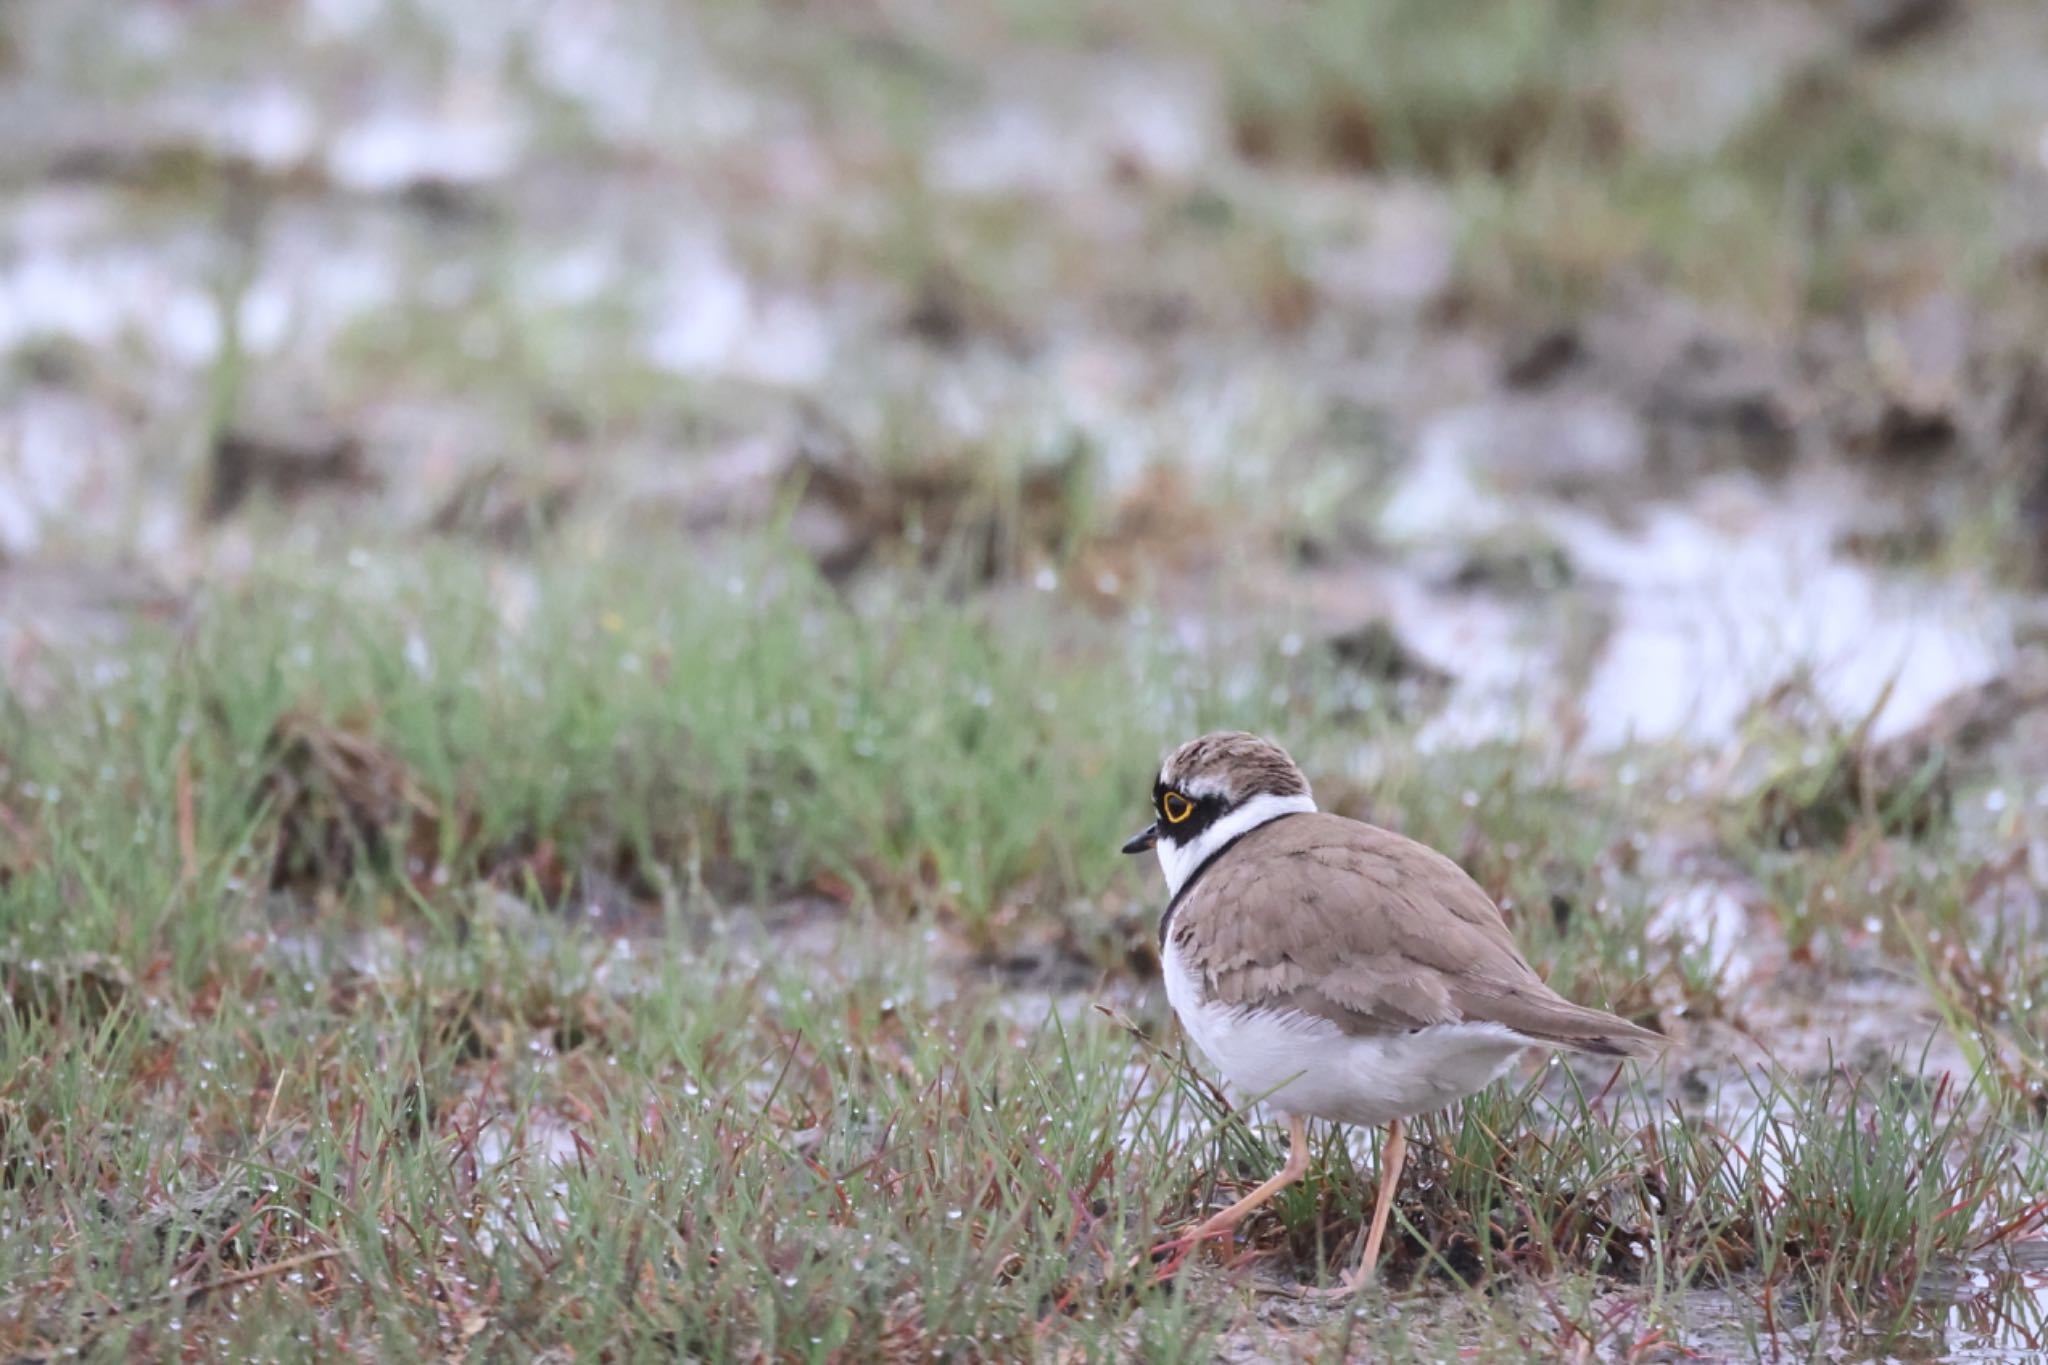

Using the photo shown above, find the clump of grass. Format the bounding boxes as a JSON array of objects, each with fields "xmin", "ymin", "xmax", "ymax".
[
  {"xmin": 0, "ymin": 925, "xmax": 1224, "ymax": 1358},
  {"xmin": 791, "ymin": 421, "xmax": 1104, "ymax": 585},
  {"xmin": 1214, "ymin": 0, "xmax": 1617, "ymax": 176},
  {"xmin": 1752, "ymin": 1062, "xmax": 2045, "ymax": 1326},
  {"xmin": 1739, "ymin": 697, "xmax": 1954, "ymax": 854},
  {"xmin": 0, "ymin": 542, "xmax": 1200, "ymax": 968}
]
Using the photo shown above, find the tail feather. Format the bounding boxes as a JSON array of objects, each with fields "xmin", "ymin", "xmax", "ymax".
[{"xmin": 1462, "ymin": 983, "xmax": 1667, "ymax": 1059}]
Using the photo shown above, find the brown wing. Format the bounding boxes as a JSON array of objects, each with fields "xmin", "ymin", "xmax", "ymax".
[{"xmin": 1171, "ymin": 813, "xmax": 1663, "ymax": 1056}]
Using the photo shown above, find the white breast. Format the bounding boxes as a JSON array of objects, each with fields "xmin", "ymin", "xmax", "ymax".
[{"xmin": 1161, "ymin": 935, "xmax": 1527, "ymax": 1126}]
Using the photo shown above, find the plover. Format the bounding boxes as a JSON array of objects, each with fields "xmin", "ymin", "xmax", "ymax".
[{"xmin": 1125, "ymin": 731, "xmax": 1663, "ymax": 1294}]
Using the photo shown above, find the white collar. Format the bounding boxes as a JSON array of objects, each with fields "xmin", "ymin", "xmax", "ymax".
[{"xmin": 1157, "ymin": 792, "xmax": 1317, "ymax": 898}]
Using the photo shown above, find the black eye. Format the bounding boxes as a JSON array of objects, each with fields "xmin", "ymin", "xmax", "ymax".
[{"xmin": 1161, "ymin": 791, "xmax": 1194, "ymax": 824}]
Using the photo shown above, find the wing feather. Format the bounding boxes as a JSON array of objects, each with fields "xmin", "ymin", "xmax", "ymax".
[{"xmin": 1169, "ymin": 813, "xmax": 1662, "ymax": 1055}]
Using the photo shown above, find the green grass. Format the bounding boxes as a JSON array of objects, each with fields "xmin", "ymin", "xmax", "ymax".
[
  {"xmin": 0, "ymin": 932, "xmax": 1213, "ymax": 1357},
  {"xmin": 1212, "ymin": 0, "xmax": 1614, "ymax": 176},
  {"xmin": 4, "ymin": 542, "xmax": 2046, "ymax": 1359},
  {"xmin": 0, "ymin": 548, "xmax": 1155, "ymax": 925}
]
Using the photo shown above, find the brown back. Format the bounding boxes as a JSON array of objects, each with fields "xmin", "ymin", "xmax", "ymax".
[{"xmin": 1169, "ymin": 813, "xmax": 1663, "ymax": 1055}]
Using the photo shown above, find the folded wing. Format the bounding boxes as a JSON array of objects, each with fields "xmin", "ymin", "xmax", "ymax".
[{"xmin": 1171, "ymin": 813, "xmax": 1664, "ymax": 1057}]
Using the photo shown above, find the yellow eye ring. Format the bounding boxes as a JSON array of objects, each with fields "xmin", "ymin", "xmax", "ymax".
[{"xmin": 1162, "ymin": 791, "xmax": 1194, "ymax": 824}]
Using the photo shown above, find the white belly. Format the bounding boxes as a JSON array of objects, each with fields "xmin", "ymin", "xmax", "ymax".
[{"xmin": 1162, "ymin": 935, "xmax": 1526, "ymax": 1126}]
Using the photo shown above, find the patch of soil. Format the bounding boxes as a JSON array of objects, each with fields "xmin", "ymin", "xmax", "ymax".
[
  {"xmin": 1070, "ymin": 467, "xmax": 1224, "ymax": 606},
  {"xmin": 1441, "ymin": 536, "xmax": 1576, "ymax": 596},
  {"xmin": 428, "ymin": 460, "xmax": 580, "ymax": 547},
  {"xmin": 1326, "ymin": 618, "xmax": 1453, "ymax": 690},
  {"xmin": 1847, "ymin": 0, "xmax": 1958, "ymax": 50},
  {"xmin": 1642, "ymin": 334, "xmax": 1798, "ymax": 480},
  {"xmin": 900, "ymin": 263, "xmax": 1025, "ymax": 350},
  {"xmin": 207, "ymin": 421, "xmax": 377, "ymax": 521},
  {"xmin": 2003, "ymin": 359, "xmax": 2048, "ymax": 585},
  {"xmin": 788, "ymin": 437, "xmax": 1089, "ymax": 585},
  {"xmin": 1500, "ymin": 324, "xmax": 1586, "ymax": 390}
]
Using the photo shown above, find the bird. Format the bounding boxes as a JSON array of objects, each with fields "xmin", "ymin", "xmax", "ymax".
[{"xmin": 1123, "ymin": 730, "xmax": 1663, "ymax": 1295}]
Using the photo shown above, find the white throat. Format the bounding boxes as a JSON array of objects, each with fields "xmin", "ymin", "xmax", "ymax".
[{"xmin": 1157, "ymin": 792, "xmax": 1317, "ymax": 898}]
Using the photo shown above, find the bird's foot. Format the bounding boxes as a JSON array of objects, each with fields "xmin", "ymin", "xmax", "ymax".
[
  {"xmin": 1280, "ymin": 1245, "xmax": 1387, "ymax": 1301},
  {"xmin": 1285, "ymin": 1264, "xmax": 1375, "ymax": 1301},
  {"xmin": 1143, "ymin": 1219, "xmax": 1242, "ymax": 1283}
]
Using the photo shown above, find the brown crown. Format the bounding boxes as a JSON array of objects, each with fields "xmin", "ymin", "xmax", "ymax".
[{"xmin": 1159, "ymin": 731, "xmax": 1312, "ymax": 804}]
